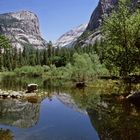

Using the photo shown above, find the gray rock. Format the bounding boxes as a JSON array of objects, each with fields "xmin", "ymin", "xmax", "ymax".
[
  {"xmin": 0, "ymin": 90, "xmax": 37, "ymax": 99},
  {"xmin": 26, "ymin": 84, "xmax": 38, "ymax": 93},
  {"xmin": 3, "ymin": 92, "xmax": 9, "ymax": 97},
  {"xmin": 86, "ymin": 0, "xmax": 118, "ymax": 32},
  {"xmin": 10, "ymin": 91, "xmax": 22, "ymax": 98},
  {"xmin": 0, "ymin": 10, "xmax": 47, "ymax": 49}
]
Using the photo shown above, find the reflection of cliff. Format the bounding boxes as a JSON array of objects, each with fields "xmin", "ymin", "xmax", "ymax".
[
  {"xmin": 0, "ymin": 99, "xmax": 40, "ymax": 128},
  {"xmin": 87, "ymin": 97, "xmax": 140, "ymax": 140},
  {"xmin": 56, "ymin": 93, "xmax": 87, "ymax": 114}
]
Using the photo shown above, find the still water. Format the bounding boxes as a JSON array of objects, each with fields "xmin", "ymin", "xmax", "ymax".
[
  {"xmin": 0, "ymin": 97, "xmax": 99, "ymax": 140},
  {"xmin": 0, "ymin": 76, "xmax": 140, "ymax": 140}
]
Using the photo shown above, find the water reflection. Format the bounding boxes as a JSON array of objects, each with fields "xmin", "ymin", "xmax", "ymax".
[
  {"xmin": 0, "ymin": 76, "xmax": 43, "ymax": 91},
  {"xmin": 87, "ymin": 95, "xmax": 140, "ymax": 140},
  {"xmin": 0, "ymin": 76, "xmax": 140, "ymax": 139},
  {"xmin": 0, "ymin": 76, "xmax": 64, "ymax": 91},
  {"xmin": 56, "ymin": 93, "xmax": 87, "ymax": 114},
  {"xmin": 0, "ymin": 92, "xmax": 99, "ymax": 139},
  {"xmin": 0, "ymin": 99, "xmax": 40, "ymax": 128},
  {"xmin": 0, "ymin": 128, "xmax": 14, "ymax": 140}
]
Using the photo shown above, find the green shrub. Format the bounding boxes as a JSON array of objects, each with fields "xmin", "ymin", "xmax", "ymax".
[
  {"xmin": 44, "ymin": 53, "xmax": 109, "ymax": 82},
  {"xmin": 14, "ymin": 65, "xmax": 45, "ymax": 76}
]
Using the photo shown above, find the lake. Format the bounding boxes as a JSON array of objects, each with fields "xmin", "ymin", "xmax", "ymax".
[{"xmin": 0, "ymin": 76, "xmax": 140, "ymax": 140}]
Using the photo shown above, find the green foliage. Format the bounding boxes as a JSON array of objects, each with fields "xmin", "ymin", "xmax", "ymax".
[
  {"xmin": 71, "ymin": 53, "xmax": 108, "ymax": 82},
  {"xmin": 72, "ymin": 53, "xmax": 95, "ymax": 81},
  {"xmin": 51, "ymin": 56, "xmax": 67, "ymax": 67},
  {"xmin": 0, "ymin": 35, "xmax": 11, "ymax": 49},
  {"xmin": 4, "ymin": 10, "xmax": 139, "ymax": 81},
  {"xmin": 0, "ymin": 35, "xmax": 12, "ymax": 71},
  {"xmin": 102, "ymin": 1, "xmax": 140, "ymax": 77},
  {"xmin": 43, "ymin": 53, "xmax": 108, "ymax": 82},
  {"xmin": 43, "ymin": 64, "xmax": 72, "ymax": 80},
  {"xmin": 14, "ymin": 65, "xmax": 45, "ymax": 76},
  {"xmin": 0, "ymin": 0, "xmax": 140, "ymax": 84}
]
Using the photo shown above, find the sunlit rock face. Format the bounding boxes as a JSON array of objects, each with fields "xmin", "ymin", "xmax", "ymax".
[
  {"xmin": 0, "ymin": 11, "xmax": 47, "ymax": 49},
  {"xmin": 54, "ymin": 24, "xmax": 87, "ymax": 47},
  {"xmin": 0, "ymin": 99, "xmax": 40, "ymax": 128}
]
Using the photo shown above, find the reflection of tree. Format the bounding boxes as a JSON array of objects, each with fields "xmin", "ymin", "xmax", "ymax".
[
  {"xmin": 87, "ymin": 95, "xmax": 140, "ymax": 140},
  {"xmin": 46, "ymin": 86, "xmax": 140, "ymax": 140},
  {"xmin": 0, "ymin": 76, "xmax": 44, "ymax": 91},
  {"xmin": 65, "ymin": 87, "xmax": 140, "ymax": 139},
  {"xmin": 0, "ymin": 128, "xmax": 14, "ymax": 140}
]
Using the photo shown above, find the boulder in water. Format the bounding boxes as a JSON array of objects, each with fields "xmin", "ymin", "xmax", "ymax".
[{"xmin": 26, "ymin": 84, "xmax": 38, "ymax": 93}]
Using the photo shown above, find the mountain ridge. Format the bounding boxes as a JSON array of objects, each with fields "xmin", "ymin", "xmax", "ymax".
[{"xmin": 54, "ymin": 24, "xmax": 87, "ymax": 47}]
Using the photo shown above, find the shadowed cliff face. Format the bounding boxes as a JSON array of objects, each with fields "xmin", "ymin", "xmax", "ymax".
[
  {"xmin": 86, "ymin": 0, "xmax": 118, "ymax": 32},
  {"xmin": 86, "ymin": 0, "xmax": 140, "ymax": 32},
  {"xmin": 0, "ymin": 11, "xmax": 47, "ymax": 49},
  {"xmin": 77, "ymin": 0, "xmax": 140, "ymax": 46},
  {"xmin": 0, "ymin": 99, "xmax": 40, "ymax": 128}
]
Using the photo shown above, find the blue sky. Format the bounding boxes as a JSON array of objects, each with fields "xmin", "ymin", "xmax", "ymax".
[{"xmin": 0, "ymin": 0, "xmax": 99, "ymax": 42}]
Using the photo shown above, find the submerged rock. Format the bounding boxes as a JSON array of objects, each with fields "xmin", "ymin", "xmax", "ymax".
[{"xmin": 26, "ymin": 96, "xmax": 38, "ymax": 104}]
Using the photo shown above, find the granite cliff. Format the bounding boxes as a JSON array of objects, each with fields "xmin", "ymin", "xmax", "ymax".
[
  {"xmin": 0, "ymin": 11, "xmax": 47, "ymax": 49},
  {"xmin": 77, "ymin": 0, "xmax": 140, "ymax": 46}
]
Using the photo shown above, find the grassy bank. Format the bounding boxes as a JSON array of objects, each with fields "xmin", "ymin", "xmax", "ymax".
[{"xmin": 0, "ymin": 70, "xmax": 140, "ymax": 96}]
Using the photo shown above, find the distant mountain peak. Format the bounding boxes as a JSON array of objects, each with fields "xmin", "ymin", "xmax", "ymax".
[{"xmin": 54, "ymin": 24, "xmax": 87, "ymax": 47}]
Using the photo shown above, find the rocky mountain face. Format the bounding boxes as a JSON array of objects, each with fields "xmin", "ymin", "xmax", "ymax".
[
  {"xmin": 86, "ymin": 0, "xmax": 140, "ymax": 32},
  {"xmin": 54, "ymin": 24, "xmax": 87, "ymax": 47},
  {"xmin": 86, "ymin": 0, "xmax": 118, "ymax": 32},
  {"xmin": 0, "ymin": 11, "xmax": 47, "ymax": 49},
  {"xmin": 76, "ymin": 0, "xmax": 118, "ymax": 46},
  {"xmin": 77, "ymin": 0, "xmax": 140, "ymax": 46}
]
